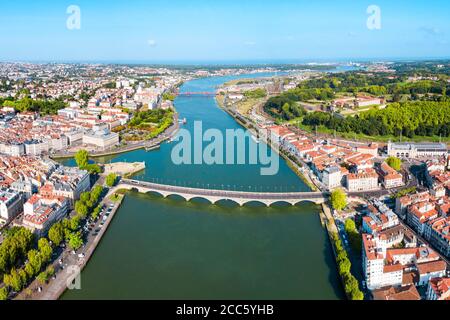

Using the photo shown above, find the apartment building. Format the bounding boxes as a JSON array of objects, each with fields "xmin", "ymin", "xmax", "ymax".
[
  {"xmin": 0, "ymin": 189, "xmax": 23, "ymax": 222},
  {"xmin": 23, "ymin": 194, "xmax": 69, "ymax": 236},
  {"xmin": 380, "ymin": 162, "xmax": 404, "ymax": 189},
  {"xmin": 426, "ymin": 277, "xmax": 450, "ymax": 300},
  {"xmin": 346, "ymin": 168, "xmax": 379, "ymax": 192}
]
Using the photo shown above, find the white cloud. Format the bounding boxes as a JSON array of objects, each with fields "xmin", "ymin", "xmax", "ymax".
[
  {"xmin": 244, "ymin": 41, "xmax": 256, "ymax": 46},
  {"xmin": 148, "ymin": 39, "xmax": 157, "ymax": 47}
]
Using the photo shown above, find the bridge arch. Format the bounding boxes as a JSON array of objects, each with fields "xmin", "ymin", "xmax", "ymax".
[
  {"xmin": 269, "ymin": 200, "xmax": 296, "ymax": 207},
  {"xmin": 187, "ymin": 196, "xmax": 216, "ymax": 205},
  {"xmin": 293, "ymin": 199, "xmax": 324, "ymax": 206},
  {"xmin": 241, "ymin": 200, "xmax": 271, "ymax": 207},
  {"xmin": 144, "ymin": 190, "xmax": 168, "ymax": 199}
]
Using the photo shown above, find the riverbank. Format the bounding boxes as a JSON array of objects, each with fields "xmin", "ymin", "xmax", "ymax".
[
  {"xmin": 215, "ymin": 95, "xmax": 319, "ymax": 191},
  {"xmin": 16, "ymin": 189, "xmax": 125, "ymax": 300}
]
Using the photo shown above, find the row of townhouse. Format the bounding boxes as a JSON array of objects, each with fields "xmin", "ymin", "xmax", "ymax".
[
  {"xmin": 0, "ymin": 109, "xmax": 124, "ymax": 153},
  {"xmin": 362, "ymin": 232, "xmax": 448, "ymax": 298},
  {"xmin": 265, "ymin": 125, "xmax": 404, "ymax": 193},
  {"xmin": 0, "ymin": 156, "xmax": 90, "ymax": 235},
  {"xmin": 399, "ymin": 189, "xmax": 450, "ymax": 258}
]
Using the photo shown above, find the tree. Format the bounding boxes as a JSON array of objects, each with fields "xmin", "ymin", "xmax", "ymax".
[
  {"xmin": 38, "ymin": 238, "xmax": 53, "ymax": 262},
  {"xmin": 46, "ymin": 266, "xmax": 55, "ymax": 277},
  {"xmin": 80, "ymin": 192, "xmax": 90, "ymax": 204},
  {"xmin": 331, "ymin": 189, "xmax": 347, "ymax": 211},
  {"xmin": 27, "ymin": 250, "xmax": 43, "ymax": 276},
  {"xmin": 69, "ymin": 215, "xmax": 82, "ymax": 231},
  {"xmin": 18, "ymin": 269, "xmax": 28, "ymax": 285},
  {"xmin": 351, "ymin": 288, "xmax": 364, "ymax": 300},
  {"xmin": 0, "ymin": 287, "xmax": 9, "ymax": 300},
  {"xmin": 345, "ymin": 219, "xmax": 362, "ymax": 254},
  {"xmin": 338, "ymin": 257, "xmax": 351, "ymax": 275},
  {"xmin": 37, "ymin": 272, "xmax": 48, "ymax": 284},
  {"xmin": 4, "ymin": 268, "xmax": 23, "ymax": 292},
  {"xmin": 386, "ymin": 157, "xmax": 402, "ymax": 171},
  {"xmin": 75, "ymin": 201, "xmax": 88, "ymax": 218},
  {"xmin": 75, "ymin": 150, "xmax": 89, "ymax": 168},
  {"xmin": 48, "ymin": 223, "xmax": 64, "ymax": 246},
  {"xmin": 24, "ymin": 263, "xmax": 35, "ymax": 279},
  {"xmin": 91, "ymin": 205, "xmax": 102, "ymax": 221},
  {"xmin": 105, "ymin": 173, "xmax": 117, "ymax": 187},
  {"xmin": 67, "ymin": 232, "xmax": 83, "ymax": 250}
]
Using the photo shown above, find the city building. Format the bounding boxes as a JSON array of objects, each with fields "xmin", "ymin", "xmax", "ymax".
[
  {"xmin": 23, "ymin": 194, "xmax": 69, "ymax": 236},
  {"xmin": 322, "ymin": 166, "xmax": 342, "ymax": 190},
  {"xmin": 379, "ymin": 162, "xmax": 404, "ymax": 189},
  {"xmin": 372, "ymin": 284, "xmax": 421, "ymax": 300},
  {"xmin": 83, "ymin": 129, "xmax": 119, "ymax": 149},
  {"xmin": 387, "ymin": 142, "xmax": 448, "ymax": 159},
  {"xmin": 0, "ymin": 189, "xmax": 23, "ymax": 222},
  {"xmin": 426, "ymin": 277, "xmax": 450, "ymax": 300},
  {"xmin": 346, "ymin": 168, "xmax": 379, "ymax": 192}
]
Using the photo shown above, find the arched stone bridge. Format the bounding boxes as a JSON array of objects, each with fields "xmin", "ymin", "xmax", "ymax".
[{"xmin": 115, "ymin": 179, "xmax": 329, "ymax": 206}]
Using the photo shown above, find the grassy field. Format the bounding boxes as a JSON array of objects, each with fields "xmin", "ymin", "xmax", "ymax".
[{"xmin": 234, "ymin": 97, "xmax": 265, "ymax": 115}]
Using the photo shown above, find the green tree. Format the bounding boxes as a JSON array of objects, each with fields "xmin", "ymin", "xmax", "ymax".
[
  {"xmin": 67, "ymin": 232, "xmax": 83, "ymax": 250},
  {"xmin": 38, "ymin": 238, "xmax": 53, "ymax": 262},
  {"xmin": 69, "ymin": 215, "xmax": 82, "ymax": 231},
  {"xmin": 331, "ymin": 189, "xmax": 347, "ymax": 211},
  {"xmin": 48, "ymin": 222, "xmax": 64, "ymax": 246},
  {"xmin": 4, "ymin": 268, "xmax": 23, "ymax": 292},
  {"xmin": 74, "ymin": 150, "xmax": 89, "ymax": 168},
  {"xmin": 75, "ymin": 201, "xmax": 88, "ymax": 217},
  {"xmin": 24, "ymin": 263, "xmax": 35, "ymax": 279},
  {"xmin": 351, "ymin": 287, "xmax": 364, "ymax": 300},
  {"xmin": 0, "ymin": 287, "xmax": 9, "ymax": 300},
  {"xmin": 36, "ymin": 271, "xmax": 49, "ymax": 284},
  {"xmin": 105, "ymin": 173, "xmax": 117, "ymax": 187},
  {"xmin": 80, "ymin": 192, "xmax": 90, "ymax": 204},
  {"xmin": 84, "ymin": 164, "xmax": 102, "ymax": 175},
  {"xmin": 386, "ymin": 157, "xmax": 402, "ymax": 171},
  {"xmin": 338, "ymin": 257, "xmax": 351, "ymax": 275},
  {"xmin": 46, "ymin": 266, "xmax": 55, "ymax": 277},
  {"xmin": 27, "ymin": 250, "xmax": 43, "ymax": 276},
  {"xmin": 18, "ymin": 269, "xmax": 28, "ymax": 286}
]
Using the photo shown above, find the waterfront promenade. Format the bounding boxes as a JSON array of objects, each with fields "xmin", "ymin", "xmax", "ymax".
[{"xmin": 16, "ymin": 188, "xmax": 124, "ymax": 300}]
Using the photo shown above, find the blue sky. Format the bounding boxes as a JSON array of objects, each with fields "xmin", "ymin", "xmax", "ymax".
[{"xmin": 0, "ymin": 0, "xmax": 449, "ymax": 62}]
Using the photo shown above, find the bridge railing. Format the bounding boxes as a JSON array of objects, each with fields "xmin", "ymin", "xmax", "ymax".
[{"xmin": 121, "ymin": 179, "xmax": 328, "ymax": 199}]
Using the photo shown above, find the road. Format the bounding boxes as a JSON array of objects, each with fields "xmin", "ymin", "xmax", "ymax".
[{"xmin": 15, "ymin": 185, "xmax": 123, "ymax": 300}]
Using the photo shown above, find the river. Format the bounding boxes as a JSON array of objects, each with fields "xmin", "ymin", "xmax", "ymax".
[{"xmin": 61, "ymin": 73, "xmax": 344, "ymax": 299}]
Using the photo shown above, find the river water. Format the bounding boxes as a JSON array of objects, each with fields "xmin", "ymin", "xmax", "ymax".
[{"xmin": 61, "ymin": 73, "xmax": 344, "ymax": 299}]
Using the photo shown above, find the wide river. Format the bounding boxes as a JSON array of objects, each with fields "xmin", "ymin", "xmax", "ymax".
[{"xmin": 61, "ymin": 73, "xmax": 344, "ymax": 299}]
